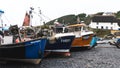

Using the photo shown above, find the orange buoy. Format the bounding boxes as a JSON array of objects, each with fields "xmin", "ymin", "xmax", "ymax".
[{"xmin": 15, "ymin": 39, "xmax": 19, "ymax": 43}]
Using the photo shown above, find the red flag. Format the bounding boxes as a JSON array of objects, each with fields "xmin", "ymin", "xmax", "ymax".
[{"xmin": 22, "ymin": 12, "xmax": 30, "ymax": 26}]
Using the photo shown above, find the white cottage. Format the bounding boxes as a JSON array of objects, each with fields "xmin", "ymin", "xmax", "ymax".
[{"xmin": 89, "ymin": 15, "xmax": 120, "ymax": 30}]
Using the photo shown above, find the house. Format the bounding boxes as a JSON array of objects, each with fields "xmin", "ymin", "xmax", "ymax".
[{"xmin": 89, "ymin": 15, "xmax": 120, "ymax": 30}]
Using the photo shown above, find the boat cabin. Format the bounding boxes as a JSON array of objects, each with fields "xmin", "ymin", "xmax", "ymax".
[
  {"xmin": 53, "ymin": 27, "xmax": 67, "ymax": 33},
  {"xmin": 66, "ymin": 24, "xmax": 88, "ymax": 32},
  {"xmin": 51, "ymin": 25, "xmax": 69, "ymax": 34}
]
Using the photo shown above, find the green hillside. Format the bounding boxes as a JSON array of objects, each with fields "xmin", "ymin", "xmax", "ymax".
[
  {"xmin": 45, "ymin": 13, "xmax": 91, "ymax": 25},
  {"xmin": 46, "ymin": 14, "xmax": 76, "ymax": 25},
  {"xmin": 45, "ymin": 10, "xmax": 120, "ymax": 25}
]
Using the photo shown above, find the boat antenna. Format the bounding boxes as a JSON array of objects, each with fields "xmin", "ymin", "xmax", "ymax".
[
  {"xmin": 62, "ymin": 19, "xmax": 65, "ymax": 26},
  {"xmin": 31, "ymin": 7, "xmax": 43, "ymax": 25},
  {"xmin": 29, "ymin": 7, "xmax": 34, "ymax": 26},
  {"xmin": 30, "ymin": 7, "xmax": 51, "ymax": 26},
  {"xmin": 38, "ymin": 7, "xmax": 43, "ymax": 25},
  {"xmin": 77, "ymin": 16, "xmax": 81, "ymax": 24},
  {"xmin": 38, "ymin": 7, "xmax": 41, "ymax": 14},
  {"xmin": 38, "ymin": 7, "xmax": 51, "ymax": 22}
]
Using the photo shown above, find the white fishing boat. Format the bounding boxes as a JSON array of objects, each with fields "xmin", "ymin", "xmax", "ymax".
[{"xmin": 66, "ymin": 23, "xmax": 97, "ymax": 48}]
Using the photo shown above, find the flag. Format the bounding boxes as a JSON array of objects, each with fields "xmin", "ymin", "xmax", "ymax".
[{"xmin": 22, "ymin": 12, "xmax": 30, "ymax": 26}]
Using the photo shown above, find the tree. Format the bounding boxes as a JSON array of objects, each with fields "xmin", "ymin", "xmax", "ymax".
[
  {"xmin": 77, "ymin": 13, "xmax": 86, "ymax": 21},
  {"xmin": 84, "ymin": 15, "xmax": 91, "ymax": 25},
  {"xmin": 116, "ymin": 11, "xmax": 120, "ymax": 18}
]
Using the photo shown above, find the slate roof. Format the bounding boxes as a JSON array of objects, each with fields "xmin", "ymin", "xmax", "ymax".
[{"xmin": 92, "ymin": 15, "xmax": 118, "ymax": 22}]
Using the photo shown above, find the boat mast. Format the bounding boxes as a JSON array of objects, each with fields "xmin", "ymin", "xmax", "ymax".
[
  {"xmin": 0, "ymin": 10, "xmax": 4, "ymax": 31},
  {"xmin": 77, "ymin": 16, "xmax": 81, "ymax": 24},
  {"xmin": 29, "ymin": 7, "xmax": 34, "ymax": 26},
  {"xmin": 38, "ymin": 7, "xmax": 42, "ymax": 25}
]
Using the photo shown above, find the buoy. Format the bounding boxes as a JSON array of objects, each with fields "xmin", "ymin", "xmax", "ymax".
[{"xmin": 15, "ymin": 39, "xmax": 19, "ymax": 43}]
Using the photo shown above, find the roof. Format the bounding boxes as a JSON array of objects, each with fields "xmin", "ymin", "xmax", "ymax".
[
  {"xmin": 92, "ymin": 15, "xmax": 118, "ymax": 22},
  {"xmin": 66, "ymin": 24, "xmax": 86, "ymax": 28}
]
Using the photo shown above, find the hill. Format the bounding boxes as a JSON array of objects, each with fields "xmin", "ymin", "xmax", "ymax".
[
  {"xmin": 45, "ymin": 10, "xmax": 120, "ymax": 25},
  {"xmin": 45, "ymin": 13, "xmax": 91, "ymax": 25}
]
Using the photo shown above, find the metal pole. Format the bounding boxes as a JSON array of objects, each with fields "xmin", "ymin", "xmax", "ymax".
[
  {"xmin": 29, "ymin": 7, "xmax": 34, "ymax": 26},
  {"xmin": 0, "ymin": 14, "xmax": 3, "ymax": 31}
]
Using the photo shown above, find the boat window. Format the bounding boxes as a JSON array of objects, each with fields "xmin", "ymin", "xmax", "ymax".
[
  {"xmin": 64, "ymin": 28, "xmax": 68, "ymax": 33},
  {"xmin": 75, "ymin": 27, "xmax": 81, "ymax": 31},
  {"xmin": 82, "ymin": 26, "xmax": 88, "ymax": 31},
  {"xmin": 26, "ymin": 29, "xmax": 34, "ymax": 35},
  {"xmin": 67, "ymin": 26, "xmax": 81, "ymax": 32},
  {"xmin": 67, "ymin": 28, "xmax": 74, "ymax": 32},
  {"xmin": 55, "ymin": 28, "xmax": 63, "ymax": 33},
  {"xmin": 82, "ymin": 26, "xmax": 86, "ymax": 30}
]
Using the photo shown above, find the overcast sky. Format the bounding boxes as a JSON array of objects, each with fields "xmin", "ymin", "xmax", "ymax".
[{"xmin": 0, "ymin": 0, "xmax": 120, "ymax": 26}]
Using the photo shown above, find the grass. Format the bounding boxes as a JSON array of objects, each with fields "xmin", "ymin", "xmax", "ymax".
[{"xmin": 92, "ymin": 29, "xmax": 111, "ymax": 37}]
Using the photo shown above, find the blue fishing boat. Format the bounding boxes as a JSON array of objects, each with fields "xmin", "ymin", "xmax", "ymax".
[
  {"xmin": 0, "ymin": 37, "xmax": 46, "ymax": 64},
  {"xmin": 0, "ymin": 9, "xmax": 47, "ymax": 64},
  {"xmin": 0, "ymin": 24, "xmax": 47, "ymax": 64}
]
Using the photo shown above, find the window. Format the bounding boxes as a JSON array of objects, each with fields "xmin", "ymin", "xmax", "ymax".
[
  {"xmin": 106, "ymin": 26, "xmax": 108, "ymax": 29},
  {"xmin": 75, "ymin": 27, "xmax": 81, "ymax": 31},
  {"xmin": 101, "ymin": 26, "xmax": 103, "ymax": 29},
  {"xmin": 96, "ymin": 26, "xmax": 98, "ymax": 29},
  {"xmin": 97, "ymin": 22, "xmax": 99, "ymax": 25},
  {"xmin": 111, "ymin": 22, "xmax": 113, "ymax": 25},
  {"xmin": 55, "ymin": 28, "xmax": 63, "ymax": 33},
  {"xmin": 111, "ymin": 27, "xmax": 113, "ymax": 30},
  {"xmin": 64, "ymin": 28, "xmax": 68, "ymax": 33}
]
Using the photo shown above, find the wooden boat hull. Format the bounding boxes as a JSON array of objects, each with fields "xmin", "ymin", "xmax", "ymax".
[
  {"xmin": 72, "ymin": 34, "xmax": 97, "ymax": 47},
  {"xmin": 0, "ymin": 38, "xmax": 47, "ymax": 64},
  {"xmin": 45, "ymin": 35, "xmax": 75, "ymax": 53}
]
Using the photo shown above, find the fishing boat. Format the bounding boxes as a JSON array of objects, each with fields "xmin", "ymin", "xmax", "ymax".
[
  {"xmin": 66, "ymin": 23, "xmax": 97, "ymax": 48},
  {"xmin": 0, "ymin": 25, "xmax": 47, "ymax": 64},
  {"xmin": 0, "ymin": 9, "xmax": 47, "ymax": 64},
  {"xmin": 44, "ymin": 21, "xmax": 75, "ymax": 56},
  {"xmin": 0, "ymin": 37, "xmax": 46, "ymax": 64}
]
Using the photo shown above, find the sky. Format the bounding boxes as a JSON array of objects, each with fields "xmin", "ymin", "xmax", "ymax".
[{"xmin": 0, "ymin": 0, "xmax": 120, "ymax": 27}]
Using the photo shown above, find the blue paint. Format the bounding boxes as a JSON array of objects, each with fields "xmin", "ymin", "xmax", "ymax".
[
  {"xmin": 117, "ymin": 38, "xmax": 120, "ymax": 43},
  {"xmin": 90, "ymin": 36, "xmax": 97, "ymax": 47},
  {"xmin": 25, "ymin": 38, "xmax": 46, "ymax": 59},
  {"xmin": 38, "ymin": 38, "xmax": 46, "ymax": 58}
]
